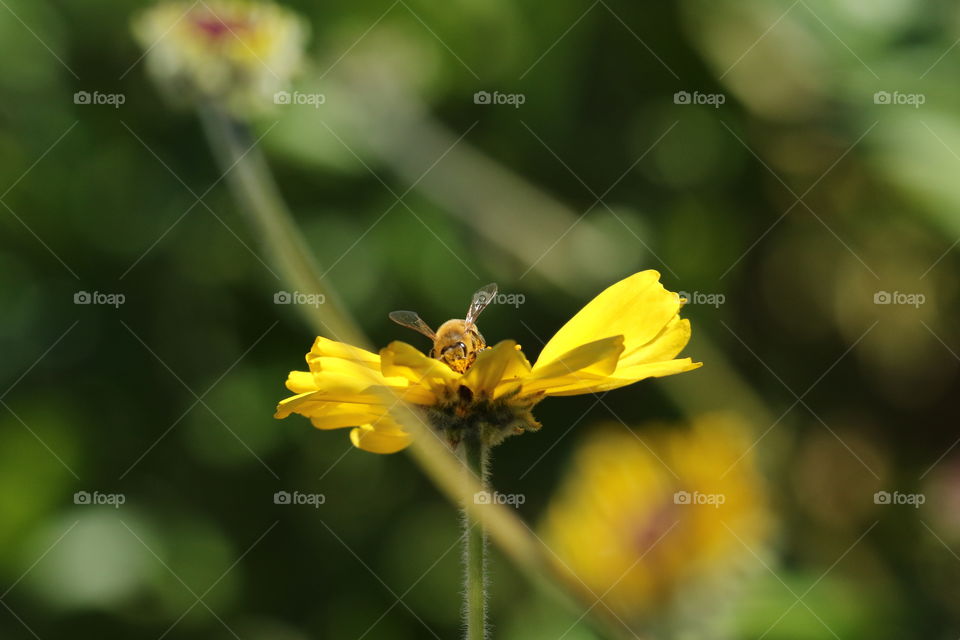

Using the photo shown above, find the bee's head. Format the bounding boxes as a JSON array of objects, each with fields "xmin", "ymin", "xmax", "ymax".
[
  {"xmin": 438, "ymin": 340, "xmax": 470, "ymax": 373},
  {"xmin": 433, "ymin": 319, "xmax": 485, "ymax": 373}
]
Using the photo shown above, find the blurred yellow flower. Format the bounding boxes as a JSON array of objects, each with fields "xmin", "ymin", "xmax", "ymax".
[
  {"xmin": 541, "ymin": 414, "xmax": 770, "ymax": 624},
  {"xmin": 275, "ymin": 271, "xmax": 701, "ymax": 453},
  {"xmin": 132, "ymin": 0, "xmax": 308, "ymax": 112}
]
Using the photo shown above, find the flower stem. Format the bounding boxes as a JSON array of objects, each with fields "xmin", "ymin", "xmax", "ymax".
[
  {"xmin": 197, "ymin": 103, "xmax": 368, "ymax": 348},
  {"xmin": 462, "ymin": 434, "xmax": 488, "ymax": 640}
]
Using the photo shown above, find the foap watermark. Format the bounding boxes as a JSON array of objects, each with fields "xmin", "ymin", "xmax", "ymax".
[
  {"xmin": 873, "ymin": 91, "xmax": 925, "ymax": 108},
  {"xmin": 474, "ymin": 90, "xmax": 525, "ymax": 108},
  {"xmin": 474, "ymin": 490, "xmax": 525, "ymax": 508},
  {"xmin": 74, "ymin": 291, "xmax": 125, "ymax": 308},
  {"xmin": 673, "ymin": 490, "xmax": 726, "ymax": 508},
  {"xmin": 74, "ymin": 90, "xmax": 126, "ymax": 109},
  {"xmin": 874, "ymin": 490, "xmax": 925, "ymax": 508},
  {"xmin": 274, "ymin": 290, "xmax": 325, "ymax": 308},
  {"xmin": 676, "ymin": 291, "xmax": 725, "ymax": 308},
  {"xmin": 476, "ymin": 292, "xmax": 526, "ymax": 309},
  {"xmin": 74, "ymin": 490, "xmax": 126, "ymax": 508},
  {"xmin": 274, "ymin": 90, "xmax": 326, "ymax": 108},
  {"xmin": 274, "ymin": 490, "xmax": 326, "ymax": 508},
  {"xmin": 874, "ymin": 291, "xmax": 925, "ymax": 308},
  {"xmin": 674, "ymin": 90, "xmax": 725, "ymax": 108}
]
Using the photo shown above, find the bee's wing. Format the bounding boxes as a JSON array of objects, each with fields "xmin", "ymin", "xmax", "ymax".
[
  {"xmin": 465, "ymin": 283, "xmax": 498, "ymax": 329},
  {"xmin": 389, "ymin": 310, "xmax": 436, "ymax": 340}
]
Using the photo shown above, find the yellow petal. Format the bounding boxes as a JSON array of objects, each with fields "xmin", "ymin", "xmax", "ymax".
[
  {"xmin": 275, "ymin": 390, "xmax": 368, "ymax": 420},
  {"xmin": 275, "ymin": 373, "xmax": 434, "ymax": 419},
  {"xmin": 619, "ymin": 316, "xmax": 692, "ymax": 368},
  {"xmin": 284, "ymin": 337, "xmax": 426, "ymax": 405},
  {"xmin": 327, "ymin": 381, "xmax": 434, "ymax": 406},
  {"xmin": 275, "ymin": 390, "xmax": 320, "ymax": 419},
  {"xmin": 285, "ymin": 370, "xmax": 316, "ymax": 394},
  {"xmin": 306, "ymin": 336, "xmax": 380, "ymax": 371},
  {"xmin": 524, "ymin": 336, "xmax": 625, "ymax": 395},
  {"xmin": 542, "ymin": 358, "xmax": 702, "ymax": 396},
  {"xmin": 380, "ymin": 341, "xmax": 459, "ymax": 395},
  {"xmin": 350, "ymin": 421, "xmax": 412, "ymax": 454},
  {"xmin": 308, "ymin": 356, "xmax": 383, "ymax": 379},
  {"xmin": 534, "ymin": 271, "xmax": 683, "ymax": 371},
  {"xmin": 617, "ymin": 357, "xmax": 703, "ymax": 383},
  {"xmin": 277, "ymin": 339, "xmax": 436, "ymax": 444},
  {"xmin": 294, "ymin": 371, "xmax": 386, "ymax": 401},
  {"xmin": 463, "ymin": 340, "xmax": 532, "ymax": 397},
  {"xmin": 306, "ymin": 403, "xmax": 388, "ymax": 430}
]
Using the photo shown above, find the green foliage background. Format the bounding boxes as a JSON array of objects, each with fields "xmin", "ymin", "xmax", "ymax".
[{"xmin": 1, "ymin": 0, "xmax": 959, "ymax": 638}]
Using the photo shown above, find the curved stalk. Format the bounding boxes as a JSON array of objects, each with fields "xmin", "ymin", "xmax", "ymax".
[{"xmin": 197, "ymin": 102, "xmax": 367, "ymax": 348}]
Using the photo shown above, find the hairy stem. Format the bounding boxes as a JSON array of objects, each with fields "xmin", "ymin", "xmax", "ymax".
[{"xmin": 462, "ymin": 434, "xmax": 488, "ymax": 640}]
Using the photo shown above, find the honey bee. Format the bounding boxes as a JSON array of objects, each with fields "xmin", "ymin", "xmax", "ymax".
[{"xmin": 389, "ymin": 283, "xmax": 498, "ymax": 373}]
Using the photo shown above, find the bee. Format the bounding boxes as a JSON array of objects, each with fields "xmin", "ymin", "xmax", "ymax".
[{"xmin": 389, "ymin": 283, "xmax": 498, "ymax": 373}]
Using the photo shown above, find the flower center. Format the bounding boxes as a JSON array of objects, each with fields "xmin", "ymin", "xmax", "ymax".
[
  {"xmin": 192, "ymin": 12, "xmax": 250, "ymax": 39},
  {"xmin": 425, "ymin": 386, "xmax": 541, "ymax": 450},
  {"xmin": 630, "ymin": 500, "xmax": 679, "ymax": 556}
]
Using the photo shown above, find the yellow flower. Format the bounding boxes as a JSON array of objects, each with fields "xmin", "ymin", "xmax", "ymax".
[
  {"xmin": 541, "ymin": 414, "xmax": 770, "ymax": 624},
  {"xmin": 132, "ymin": 0, "xmax": 308, "ymax": 113},
  {"xmin": 275, "ymin": 271, "xmax": 701, "ymax": 453}
]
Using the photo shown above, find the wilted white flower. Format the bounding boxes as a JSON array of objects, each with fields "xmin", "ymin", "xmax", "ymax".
[{"xmin": 132, "ymin": 0, "xmax": 308, "ymax": 113}]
